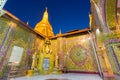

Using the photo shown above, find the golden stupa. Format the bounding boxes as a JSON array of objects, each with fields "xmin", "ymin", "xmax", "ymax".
[{"xmin": 34, "ymin": 8, "xmax": 54, "ymax": 37}]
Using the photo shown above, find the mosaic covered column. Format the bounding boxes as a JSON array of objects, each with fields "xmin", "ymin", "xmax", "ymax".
[
  {"xmin": 106, "ymin": 0, "xmax": 117, "ymax": 29},
  {"xmin": 95, "ymin": 29, "xmax": 114, "ymax": 79}
]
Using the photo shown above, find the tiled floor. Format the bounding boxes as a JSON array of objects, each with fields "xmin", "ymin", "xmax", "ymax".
[{"xmin": 11, "ymin": 73, "xmax": 103, "ymax": 80}]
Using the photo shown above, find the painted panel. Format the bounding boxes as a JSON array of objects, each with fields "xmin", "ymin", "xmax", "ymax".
[{"xmin": 9, "ymin": 46, "xmax": 24, "ymax": 65}]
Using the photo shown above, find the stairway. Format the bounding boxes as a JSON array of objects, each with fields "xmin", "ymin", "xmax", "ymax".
[{"xmin": 3, "ymin": 65, "xmax": 26, "ymax": 80}]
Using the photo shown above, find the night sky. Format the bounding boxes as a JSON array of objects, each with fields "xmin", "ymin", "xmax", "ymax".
[{"xmin": 4, "ymin": 0, "xmax": 91, "ymax": 35}]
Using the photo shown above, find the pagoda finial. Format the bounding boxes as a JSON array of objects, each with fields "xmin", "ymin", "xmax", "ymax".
[
  {"xmin": 46, "ymin": 7, "xmax": 48, "ymax": 11},
  {"xmin": 42, "ymin": 7, "xmax": 48, "ymax": 21},
  {"xmin": 89, "ymin": 14, "xmax": 92, "ymax": 27},
  {"xmin": 26, "ymin": 21, "xmax": 29, "ymax": 25},
  {"xmin": 59, "ymin": 28, "xmax": 62, "ymax": 34},
  {"xmin": 56, "ymin": 28, "xmax": 62, "ymax": 36}
]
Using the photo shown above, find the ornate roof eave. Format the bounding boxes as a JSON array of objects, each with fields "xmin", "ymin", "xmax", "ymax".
[
  {"xmin": 50, "ymin": 28, "xmax": 90, "ymax": 39},
  {"xmin": 2, "ymin": 10, "xmax": 45, "ymax": 38}
]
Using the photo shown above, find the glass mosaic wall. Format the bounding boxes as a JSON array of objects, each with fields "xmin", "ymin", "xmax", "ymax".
[
  {"xmin": 0, "ymin": 16, "xmax": 43, "ymax": 78},
  {"xmin": 51, "ymin": 34, "xmax": 98, "ymax": 72}
]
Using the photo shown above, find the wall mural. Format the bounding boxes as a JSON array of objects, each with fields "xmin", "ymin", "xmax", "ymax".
[
  {"xmin": 51, "ymin": 34, "xmax": 98, "ymax": 72},
  {"xmin": 0, "ymin": 16, "xmax": 44, "ymax": 78},
  {"xmin": 10, "ymin": 25, "xmax": 30, "ymax": 68},
  {"xmin": 69, "ymin": 45, "xmax": 89, "ymax": 66},
  {"xmin": 65, "ymin": 35, "xmax": 97, "ymax": 72}
]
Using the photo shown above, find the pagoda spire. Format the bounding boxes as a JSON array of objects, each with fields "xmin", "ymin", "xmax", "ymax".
[{"xmin": 34, "ymin": 8, "xmax": 54, "ymax": 38}]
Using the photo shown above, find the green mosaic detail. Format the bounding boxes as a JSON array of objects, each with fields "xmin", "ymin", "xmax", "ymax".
[{"xmin": 106, "ymin": 0, "xmax": 117, "ymax": 28}]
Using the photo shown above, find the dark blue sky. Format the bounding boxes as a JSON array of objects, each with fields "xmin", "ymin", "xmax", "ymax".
[{"xmin": 4, "ymin": 0, "xmax": 90, "ymax": 35}]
